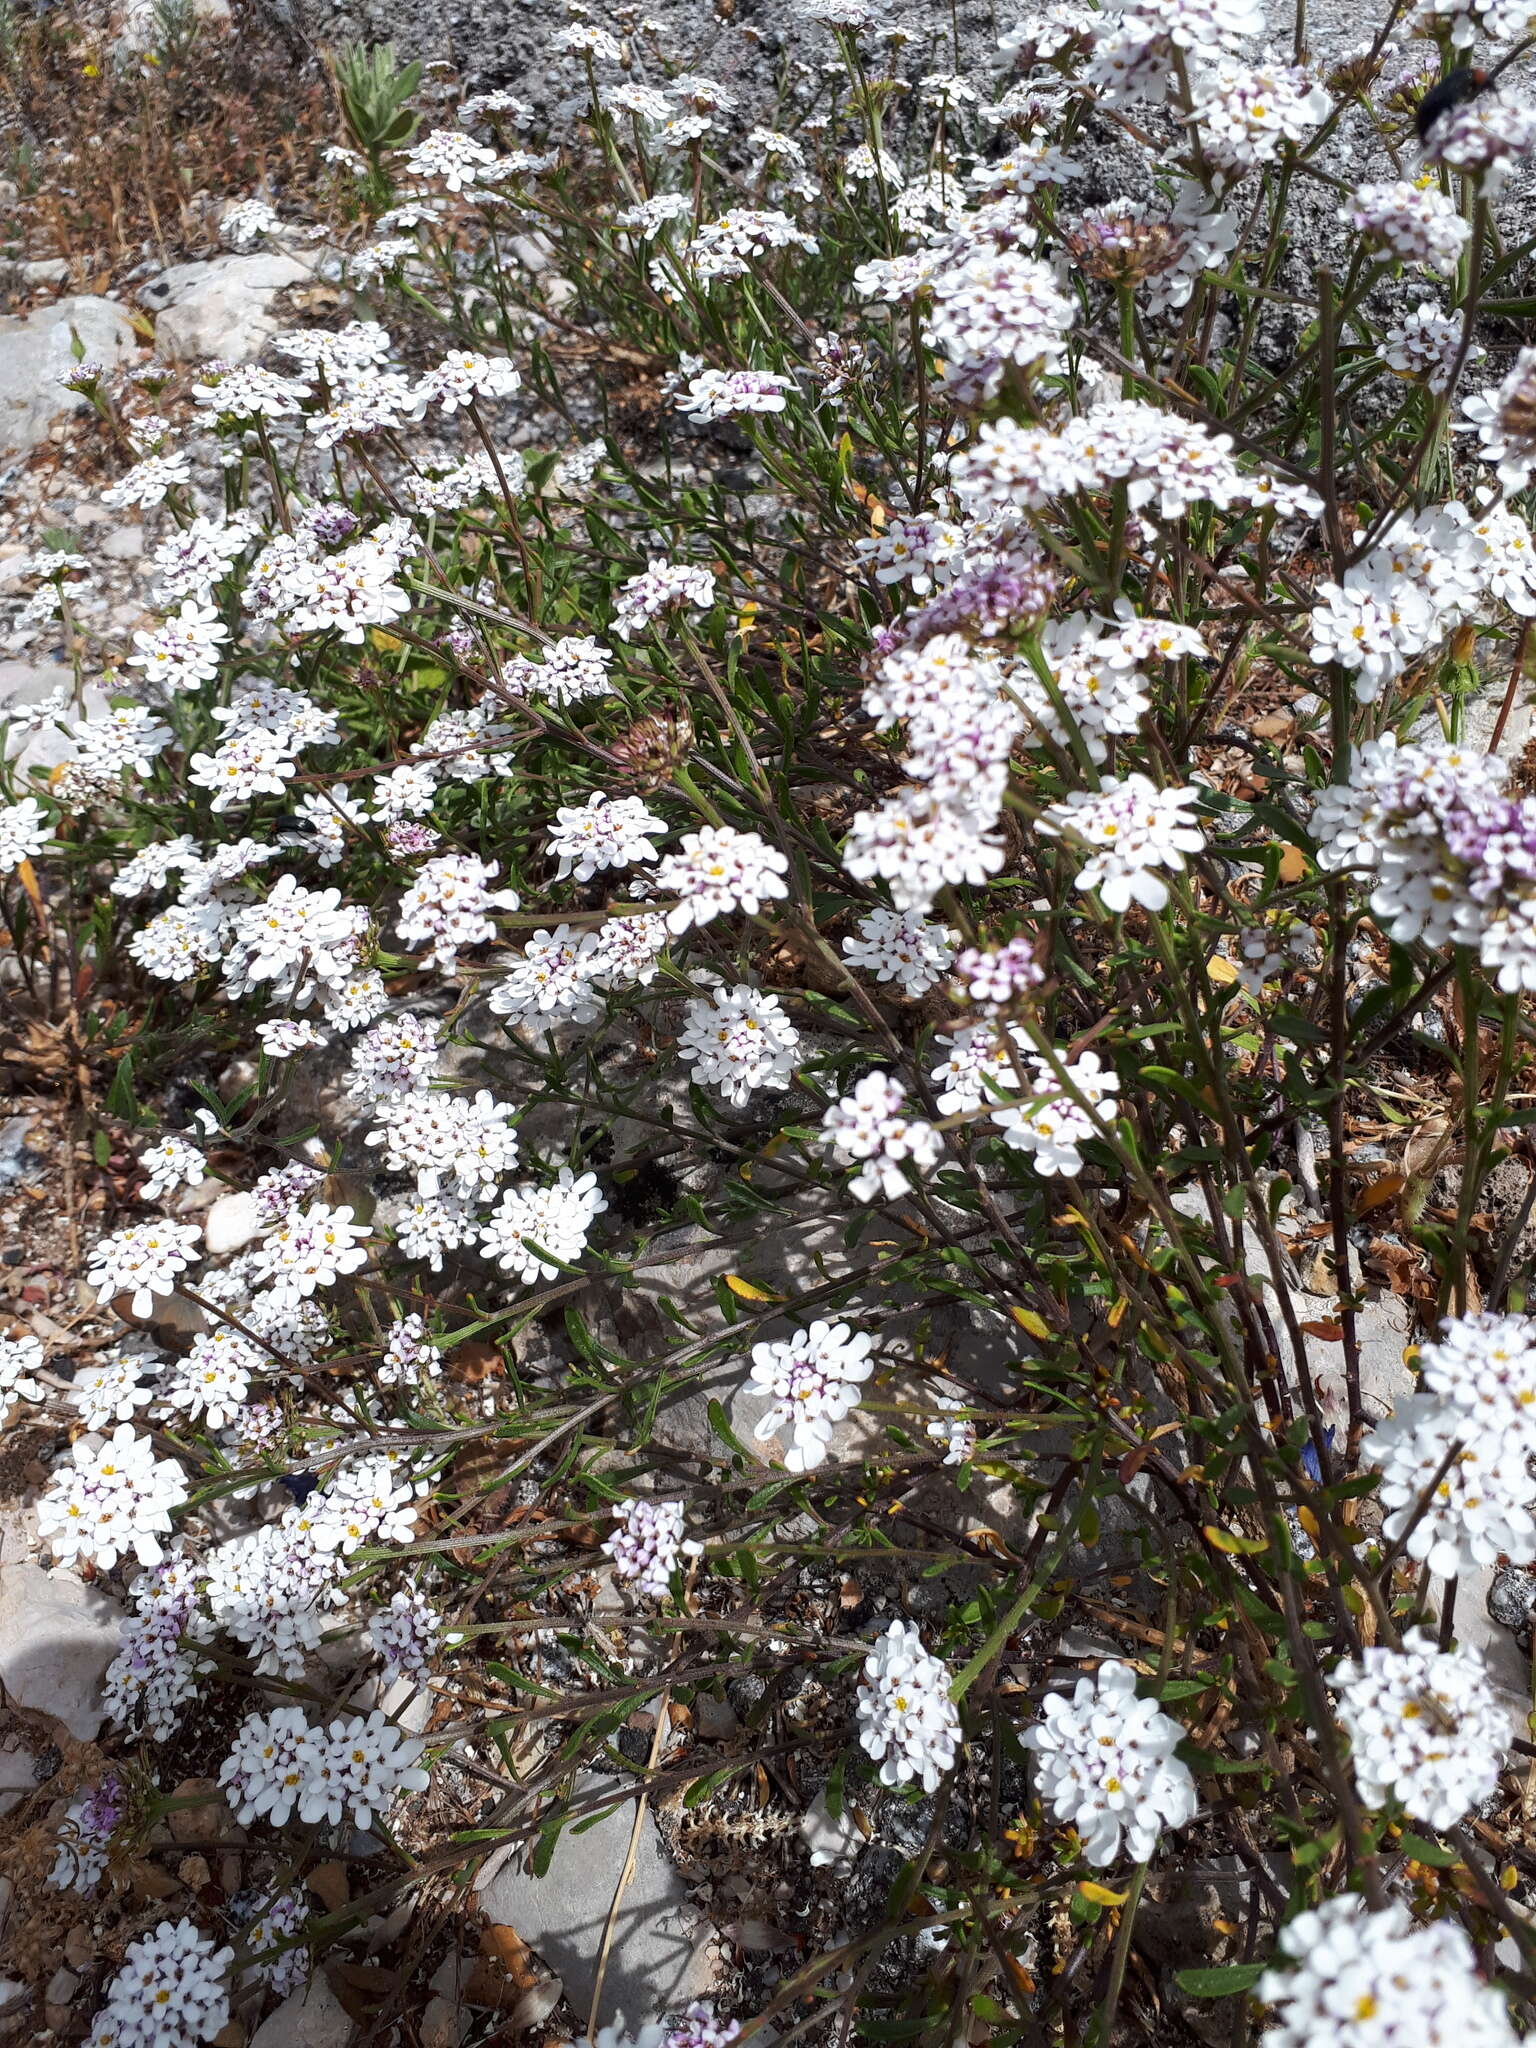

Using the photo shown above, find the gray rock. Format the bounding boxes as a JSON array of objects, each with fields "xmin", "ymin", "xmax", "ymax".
[
  {"xmin": 0, "ymin": 1530, "xmax": 123, "ymax": 1741},
  {"xmin": 0, "ymin": 1742, "xmax": 36, "ymax": 1820},
  {"xmin": 0, "ymin": 660, "xmax": 110, "ymax": 783},
  {"xmin": 473, "ymin": 1772, "xmax": 715, "ymax": 2028},
  {"xmin": 1488, "ymin": 1564, "xmax": 1536, "ymax": 1650},
  {"xmin": 147, "ymin": 252, "xmax": 313, "ymax": 365},
  {"xmin": 0, "ymin": 296, "xmax": 138, "ymax": 455},
  {"xmin": 249, "ymin": 1973, "xmax": 353, "ymax": 2048}
]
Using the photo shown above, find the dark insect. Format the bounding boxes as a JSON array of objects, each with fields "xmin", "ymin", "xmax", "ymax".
[{"xmin": 1415, "ymin": 66, "xmax": 1490, "ymax": 142}]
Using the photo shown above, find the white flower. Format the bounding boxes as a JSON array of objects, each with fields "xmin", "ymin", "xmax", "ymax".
[
  {"xmin": 415, "ymin": 349, "xmax": 522, "ymax": 411},
  {"xmin": 678, "ymin": 983, "xmax": 800, "ymax": 1104},
  {"xmin": 1362, "ymin": 1395, "xmax": 1536, "ymax": 1578},
  {"xmin": 240, "ymin": 1886, "xmax": 308, "ymax": 1995},
  {"xmin": 612, "ymin": 557, "xmax": 718, "ymax": 638},
  {"xmin": 990, "ymin": 1048, "xmax": 1121, "ymax": 1177},
  {"xmin": 548, "ymin": 793, "xmax": 667, "ymax": 881},
  {"xmin": 101, "ymin": 451, "xmax": 192, "ymax": 508},
  {"xmin": 193, "ymin": 363, "xmax": 311, "ymax": 420},
  {"xmin": 86, "ymin": 1219, "xmax": 202, "ymax": 1317},
  {"xmin": 1416, "ymin": 1307, "xmax": 1536, "ymax": 1441},
  {"xmin": 680, "ymin": 367, "xmax": 795, "ymax": 421},
  {"xmin": 747, "ymin": 1321, "xmax": 873, "ymax": 1472},
  {"xmin": 49, "ymin": 1773, "xmax": 125, "ymax": 1895},
  {"xmin": 220, "ymin": 195, "xmax": 281, "ymax": 247},
  {"xmin": 820, "ymin": 1072, "xmax": 943, "ymax": 1200},
  {"xmin": 378, "ymin": 1313, "xmax": 444, "ymax": 1388},
  {"xmin": 0, "ymin": 795, "xmax": 53, "ymax": 874},
  {"xmin": 655, "ymin": 826, "xmax": 788, "ymax": 932},
  {"xmin": 393, "ymin": 1189, "xmax": 480, "ymax": 1269},
  {"xmin": 138, "ymin": 1132, "xmax": 208, "ymax": 1200},
  {"xmin": 0, "ymin": 1333, "xmax": 45, "ymax": 1422},
  {"xmin": 1308, "ymin": 571, "xmax": 1436, "ymax": 701},
  {"xmin": 841, "ymin": 908, "xmax": 957, "ymax": 996},
  {"xmin": 1258, "ymin": 1896, "xmax": 1518, "ymax": 2048},
  {"xmin": 347, "ymin": 1013, "xmax": 444, "ymax": 1097},
  {"xmin": 924, "ymin": 248, "xmax": 1075, "ymax": 401},
  {"xmin": 479, "ymin": 1167, "xmax": 608, "ymax": 1282},
  {"xmin": 295, "ymin": 1709, "xmax": 429, "ymax": 1830},
  {"xmin": 1040, "ymin": 774, "xmax": 1206, "ymax": 913},
  {"xmin": 857, "ymin": 1619, "xmax": 961, "ymax": 1793},
  {"xmin": 396, "ymin": 853, "xmax": 520, "ymax": 972},
  {"xmin": 364, "ymin": 1088, "xmax": 519, "ymax": 1198},
  {"xmin": 39, "ymin": 1424, "xmax": 189, "ymax": 1571},
  {"xmin": 368, "ymin": 1588, "xmax": 441, "ymax": 1679},
  {"xmin": 250, "ymin": 1202, "xmax": 370, "ymax": 1305},
  {"xmin": 1332, "ymin": 1629, "xmax": 1510, "ymax": 1829},
  {"xmin": 220, "ymin": 1705, "xmax": 312, "ymax": 1826},
  {"xmin": 71, "ymin": 1349, "xmax": 158, "ymax": 1428},
  {"xmin": 603, "ymin": 1497, "xmax": 702, "ymax": 1598},
  {"xmin": 489, "ymin": 925, "xmax": 606, "ymax": 1028},
  {"xmin": 1023, "ymin": 1659, "xmax": 1198, "ymax": 1864},
  {"xmin": 926, "ymin": 1391, "xmax": 977, "ymax": 1466},
  {"xmin": 257, "ymin": 1018, "xmax": 327, "ymax": 1058},
  {"xmin": 504, "ymin": 633, "xmax": 616, "ymax": 705},
  {"xmin": 86, "ymin": 1918, "xmax": 232, "ymax": 2048},
  {"xmin": 164, "ymin": 1326, "xmax": 263, "ymax": 1430},
  {"xmin": 402, "ymin": 127, "xmax": 501, "ymax": 190}
]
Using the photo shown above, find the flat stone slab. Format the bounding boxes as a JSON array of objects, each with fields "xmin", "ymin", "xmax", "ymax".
[
  {"xmin": 473, "ymin": 1772, "xmax": 714, "ymax": 2027},
  {"xmin": 0, "ymin": 1535, "xmax": 122, "ymax": 1742},
  {"xmin": 146, "ymin": 252, "xmax": 312, "ymax": 365},
  {"xmin": 0, "ymin": 296, "xmax": 138, "ymax": 455}
]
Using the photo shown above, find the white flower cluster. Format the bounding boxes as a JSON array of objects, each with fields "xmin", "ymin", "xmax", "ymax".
[
  {"xmin": 843, "ymin": 633, "xmax": 1015, "ymax": 911},
  {"xmin": 220, "ymin": 1704, "xmax": 428, "ymax": 1831},
  {"xmin": 1315, "ymin": 731, "xmax": 1536, "ymax": 994},
  {"xmin": 85, "ymin": 1919, "xmax": 232, "ymax": 2048},
  {"xmin": 1332, "ymin": 1628, "xmax": 1510, "ymax": 1827},
  {"xmin": 856, "ymin": 1619, "xmax": 962, "ymax": 1792},
  {"xmin": 747, "ymin": 1321, "xmax": 874, "ymax": 1471},
  {"xmin": 1041, "ymin": 775, "xmax": 1206, "ymax": 914},
  {"xmin": 1258, "ymin": 1897, "xmax": 1518, "ymax": 2048},
  {"xmin": 1363, "ymin": 1308, "xmax": 1536, "ymax": 1576},
  {"xmin": 1023, "ymin": 1660, "xmax": 1198, "ymax": 1864},
  {"xmin": 820, "ymin": 1072, "xmax": 944, "ymax": 1200},
  {"xmin": 603, "ymin": 1497, "xmax": 702, "ymax": 1598}
]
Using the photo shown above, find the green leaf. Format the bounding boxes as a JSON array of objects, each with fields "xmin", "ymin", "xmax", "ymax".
[
  {"xmin": 707, "ymin": 1399, "xmax": 748, "ymax": 1457},
  {"xmin": 1174, "ymin": 1963, "xmax": 1267, "ymax": 1998},
  {"xmin": 105, "ymin": 1050, "xmax": 137, "ymax": 1124},
  {"xmin": 1399, "ymin": 1832, "xmax": 1461, "ymax": 1868}
]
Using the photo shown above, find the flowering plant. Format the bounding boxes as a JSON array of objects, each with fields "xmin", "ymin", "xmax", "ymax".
[{"xmin": 8, "ymin": 0, "xmax": 1536, "ymax": 2038}]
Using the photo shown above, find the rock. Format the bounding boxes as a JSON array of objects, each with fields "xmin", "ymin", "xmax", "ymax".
[
  {"xmin": 1489, "ymin": 1563, "xmax": 1536, "ymax": 1650},
  {"xmin": 249, "ymin": 1974, "xmax": 352, "ymax": 2048},
  {"xmin": 0, "ymin": 296, "xmax": 138, "ymax": 454},
  {"xmin": 801, "ymin": 1787, "xmax": 863, "ymax": 1870},
  {"xmin": 116, "ymin": 0, "xmax": 228, "ymax": 49},
  {"xmin": 0, "ymin": 1540, "xmax": 123, "ymax": 1741},
  {"xmin": 0, "ymin": 660, "xmax": 111, "ymax": 783},
  {"xmin": 203, "ymin": 1191, "xmax": 265, "ymax": 1258},
  {"xmin": 473, "ymin": 1772, "xmax": 715, "ymax": 2027},
  {"xmin": 421, "ymin": 1994, "xmax": 469, "ymax": 2048},
  {"xmin": 146, "ymin": 253, "xmax": 313, "ymax": 365},
  {"xmin": 0, "ymin": 1119, "xmax": 41, "ymax": 1190},
  {"xmin": 100, "ymin": 526, "xmax": 145, "ymax": 561},
  {"xmin": 167, "ymin": 1777, "xmax": 238, "ymax": 1845},
  {"xmin": 42, "ymin": 1968, "xmax": 77, "ymax": 2006},
  {"xmin": 693, "ymin": 1693, "xmax": 738, "ymax": 1742},
  {"xmin": 0, "ymin": 1741, "xmax": 37, "ymax": 1819}
]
